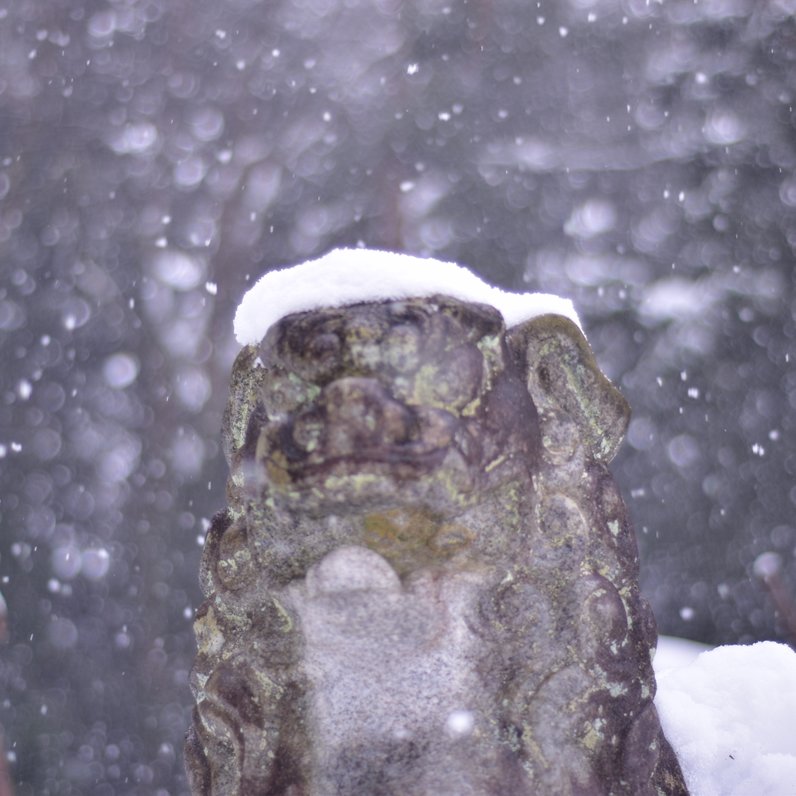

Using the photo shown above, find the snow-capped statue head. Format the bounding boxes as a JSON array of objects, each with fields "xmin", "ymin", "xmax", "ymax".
[{"xmin": 225, "ymin": 250, "xmax": 620, "ymax": 521}]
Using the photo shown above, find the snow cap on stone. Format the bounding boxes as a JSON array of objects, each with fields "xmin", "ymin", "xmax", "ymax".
[{"xmin": 234, "ymin": 248, "xmax": 581, "ymax": 346}]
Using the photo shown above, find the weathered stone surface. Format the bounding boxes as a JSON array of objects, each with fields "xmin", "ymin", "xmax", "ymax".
[{"xmin": 186, "ymin": 295, "xmax": 688, "ymax": 795}]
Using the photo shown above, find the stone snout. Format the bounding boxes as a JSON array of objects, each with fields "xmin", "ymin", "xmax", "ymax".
[
  {"xmin": 258, "ymin": 375, "xmax": 466, "ymax": 481},
  {"xmin": 283, "ymin": 545, "xmax": 510, "ymax": 796}
]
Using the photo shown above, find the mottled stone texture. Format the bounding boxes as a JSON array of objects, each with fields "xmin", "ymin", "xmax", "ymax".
[{"xmin": 186, "ymin": 296, "xmax": 688, "ymax": 795}]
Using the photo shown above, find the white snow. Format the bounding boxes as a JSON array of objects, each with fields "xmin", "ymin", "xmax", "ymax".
[
  {"xmin": 446, "ymin": 709, "xmax": 475, "ymax": 737},
  {"xmin": 233, "ymin": 248, "xmax": 581, "ymax": 346},
  {"xmin": 654, "ymin": 638, "xmax": 796, "ymax": 796},
  {"xmin": 654, "ymin": 634, "xmax": 710, "ymax": 672}
]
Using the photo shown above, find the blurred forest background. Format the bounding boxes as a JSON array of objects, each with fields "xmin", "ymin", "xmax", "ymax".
[{"xmin": 1, "ymin": 0, "xmax": 795, "ymax": 792}]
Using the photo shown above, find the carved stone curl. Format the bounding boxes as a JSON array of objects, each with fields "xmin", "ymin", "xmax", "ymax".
[{"xmin": 186, "ymin": 295, "xmax": 688, "ymax": 795}]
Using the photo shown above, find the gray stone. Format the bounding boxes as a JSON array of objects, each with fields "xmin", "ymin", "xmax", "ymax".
[{"xmin": 186, "ymin": 295, "xmax": 688, "ymax": 795}]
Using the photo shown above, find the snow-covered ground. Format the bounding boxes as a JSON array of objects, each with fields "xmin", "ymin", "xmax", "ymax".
[{"xmin": 654, "ymin": 637, "xmax": 796, "ymax": 796}]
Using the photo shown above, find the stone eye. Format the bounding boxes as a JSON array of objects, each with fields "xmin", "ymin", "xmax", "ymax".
[
  {"xmin": 309, "ymin": 332, "xmax": 340, "ymax": 358},
  {"xmin": 278, "ymin": 314, "xmax": 345, "ymax": 382},
  {"xmin": 537, "ymin": 365, "xmax": 551, "ymax": 389},
  {"xmin": 308, "ymin": 332, "xmax": 342, "ymax": 374}
]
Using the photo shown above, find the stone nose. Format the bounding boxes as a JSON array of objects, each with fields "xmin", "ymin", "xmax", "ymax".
[
  {"xmin": 317, "ymin": 377, "xmax": 415, "ymax": 457},
  {"xmin": 286, "ymin": 376, "xmax": 461, "ymax": 463}
]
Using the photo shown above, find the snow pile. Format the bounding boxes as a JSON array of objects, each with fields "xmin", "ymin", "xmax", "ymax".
[
  {"xmin": 234, "ymin": 248, "xmax": 581, "ymax": 345},
  {"xmin": 655, "ymin": 640, "xmax": 796, "ymax": 796}
]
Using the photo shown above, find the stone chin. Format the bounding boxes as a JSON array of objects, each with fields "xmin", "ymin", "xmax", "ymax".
[{"xmin": 264, "ymin": 456, "xmax": 492, "ymax": 519}]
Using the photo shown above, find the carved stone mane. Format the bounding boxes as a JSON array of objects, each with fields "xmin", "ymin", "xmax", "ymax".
[{"xmin": 186, "ymin": 295, "xmax": 688, "ymax": 795}]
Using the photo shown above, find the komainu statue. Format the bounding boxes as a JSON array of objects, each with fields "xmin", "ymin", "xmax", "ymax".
[{"xmin": 186, "ymin": 273, "xmax": 688, "ymax": 795}]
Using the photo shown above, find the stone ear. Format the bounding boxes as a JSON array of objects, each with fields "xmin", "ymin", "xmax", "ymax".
[
  {"xmin": 507, "ymin": 314, "xmax": 630, "ymax": 463},
  {"xmin": 222, "ymin": 345, "xmax": 269, "ymax": 465}
]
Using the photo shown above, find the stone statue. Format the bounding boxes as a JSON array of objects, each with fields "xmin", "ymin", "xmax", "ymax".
[{"xmin": 186, "ymin": 293, "xmax": 688, "ymax": 795}]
